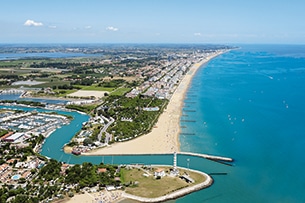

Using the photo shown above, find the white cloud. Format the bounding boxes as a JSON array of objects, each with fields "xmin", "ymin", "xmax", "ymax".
[
  {"xmin": 106, "ymin": 26, "xmax": 119, "ymax": 31},
  {"xmin": 85, "ymin": 26, "xmax": 92, "ymax": 29},
  {"xmin": 48, "ymin": 25, "xmax": 57, "ymax": 29},
  {"xmin": 194, "ymin": 32, "xmax": 202, "ymax": 36},
  {"xmin": 24, "ymin": 19, "xmax": 43, "ymax": 27}
]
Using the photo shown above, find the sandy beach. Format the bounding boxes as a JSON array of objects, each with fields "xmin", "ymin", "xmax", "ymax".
[
  {"xmin": 64, "ymin": 190, "xmax": 124, "ymax": 203},
  {"xmin": 85, "ymin": 51, "xmax": 225, "ymax": 155}
]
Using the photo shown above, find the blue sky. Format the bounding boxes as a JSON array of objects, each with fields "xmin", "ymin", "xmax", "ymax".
[{"xmin": 1, "ymin": 0, "xmax": 305, "ymax": 44}]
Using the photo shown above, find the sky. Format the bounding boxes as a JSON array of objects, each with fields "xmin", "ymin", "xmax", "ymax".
[{"xmin": 1, "ymin": 0, "xmax": 305, "ymax": 44}]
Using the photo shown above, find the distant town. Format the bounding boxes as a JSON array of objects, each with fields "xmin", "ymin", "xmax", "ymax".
[{"xmin": 0, "ymin": 44, "xmax": 233, "ymax": 203}]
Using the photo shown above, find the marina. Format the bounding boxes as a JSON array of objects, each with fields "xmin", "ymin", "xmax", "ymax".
[{"xmin": 0, "ymin": 107, "xmax": 70, "ymax": 145}]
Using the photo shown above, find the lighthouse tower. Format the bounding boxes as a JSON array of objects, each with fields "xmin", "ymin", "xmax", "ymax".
[{"xmin": 173, "ymin": 152, "xmax": 179, "ymax": 175}]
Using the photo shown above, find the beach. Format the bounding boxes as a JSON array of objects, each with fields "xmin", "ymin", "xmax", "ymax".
[
  {"xmin": 64, "ymin": 190, "xmax": 124, "ymax": 203},
  {"xmin": 86, "ymin": 51, "xmax": 225, "ymax": 155}
]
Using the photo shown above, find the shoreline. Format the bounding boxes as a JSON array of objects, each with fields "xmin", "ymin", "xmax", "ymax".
[
  {"xmin": 121, "ymin": 166, "xmax": 213, "ymax": 203},
  {"xmin": 64, "ymin": 165, "xmax": 213, "ymax": 203},
  {"xmin": 85, "ymin": 50, "xmax": 227, "ymax": 155}
]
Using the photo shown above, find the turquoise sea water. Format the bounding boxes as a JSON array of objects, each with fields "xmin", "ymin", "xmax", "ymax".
[
  {"xmin": 179, "ymin": 45, "xmax": 305, "ymax": 202},
  {"xmin": 1, "ymin": 44, "xmax": 305, "ymax": 202}
]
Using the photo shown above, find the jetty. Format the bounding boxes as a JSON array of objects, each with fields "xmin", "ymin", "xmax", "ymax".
[
  {"xmin": 178, "ymin": 152, "xmax": 233, "ymax": 162},
  {"xmin": 83, "ymin": 151, "xmax": 233, "ymax": 163}
]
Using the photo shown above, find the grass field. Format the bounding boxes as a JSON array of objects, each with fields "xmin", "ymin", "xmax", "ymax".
[
  {"xmin": 110, "ymin": 87, "xmax": 131, "ymax": 96},
  {"xmin": 74, "ymin": 85, "xmax": 115, "ymax": 92},
  {"xmin": 53, "ymin": 89, "xmax": 77, "ymax": 97},
  {"xmin": 121, "ymin": 166, "xmax": 207, "ymax": 198}
]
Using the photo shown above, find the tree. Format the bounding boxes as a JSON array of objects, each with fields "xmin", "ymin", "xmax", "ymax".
[
  {"xmin": 11, "ymin": 194, "xmax": 28, "ymax": 203},
  {"xmin": 101, "ymin": 132, "xmax": 106, "ymax": 143},
  {"xmin": 83, "ymin": 138, "xmax": 93, "ymax": 146}
]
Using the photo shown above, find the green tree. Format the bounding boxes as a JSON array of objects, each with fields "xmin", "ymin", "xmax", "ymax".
[{"xmin": 83, "ymin": 138, "xmax": 93, "ymax": 146}]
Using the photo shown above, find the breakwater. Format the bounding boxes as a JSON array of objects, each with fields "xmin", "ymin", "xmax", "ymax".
[
  {"xmin": 178, "ymin": 152, "xmax": 233, "ymax": 162},
  {"xmin": 83, "ymin": 152, "xmax": 233, "ymax": 163}
]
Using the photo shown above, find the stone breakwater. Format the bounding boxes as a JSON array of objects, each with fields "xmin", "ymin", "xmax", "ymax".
[
  {"xmin": 122, "ymin": 167, "xmax": 213, "ymax": 203},
  {"xmin": 178, "ymin": 152, "xmax": 233, "ymax": 162}
]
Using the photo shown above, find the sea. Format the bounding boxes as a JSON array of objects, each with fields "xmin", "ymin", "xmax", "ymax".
[
  {"xmin": 1, "ymin": 44, "xmax": 305, "ymax": 202},
  {"xmin": 178, "ymin": 44, "xmax": 305, "ymax": 203}
]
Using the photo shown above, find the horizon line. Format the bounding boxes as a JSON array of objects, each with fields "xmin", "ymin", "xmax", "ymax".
[{"xmin": 0, "ymin": 42, "xmax": 305, "ymax": 46}]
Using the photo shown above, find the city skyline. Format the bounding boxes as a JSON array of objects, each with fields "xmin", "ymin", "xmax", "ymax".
[{"xmin": 1, "ymin": 0, "xmax": 305, "ymax": 44}]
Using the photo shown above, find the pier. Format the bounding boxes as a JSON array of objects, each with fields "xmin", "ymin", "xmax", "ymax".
[
  {"xmin": 178, "ymin": 152, "xmax": 233, "ymax": 162},
  {"xmin": 84, "ymin": 152, "xmax": 234, "ymax": 163}
]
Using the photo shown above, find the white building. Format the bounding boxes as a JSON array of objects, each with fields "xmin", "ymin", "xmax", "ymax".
[
  {"xmin": 3, "ymin": 132, "xmax": 24, "ymax": 142},
  {"xmin": 154, "ymin": 168, "xmax": 165, "ymax": 177}
]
